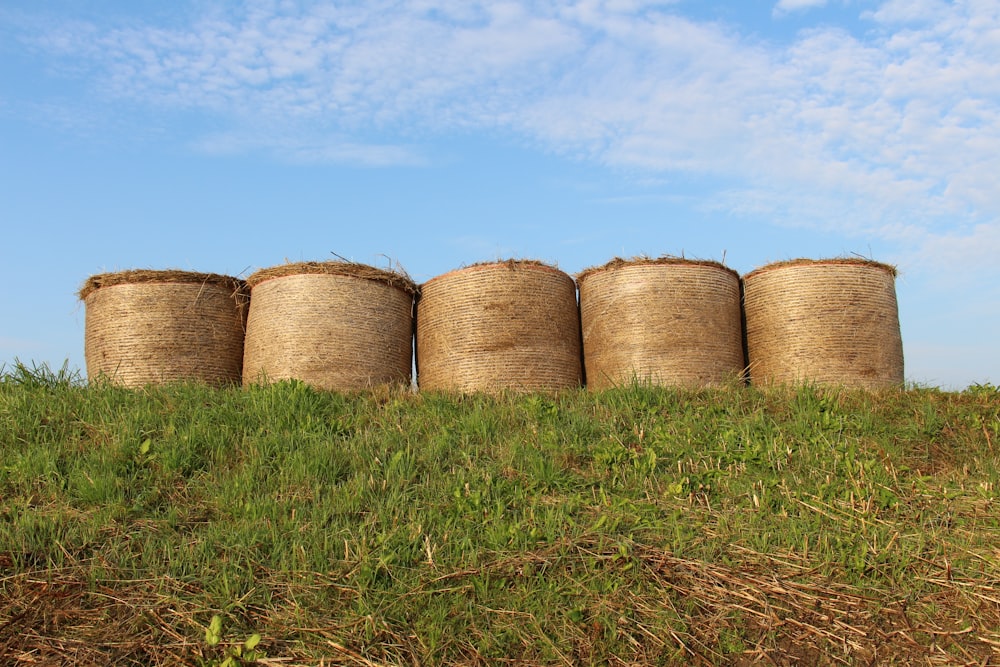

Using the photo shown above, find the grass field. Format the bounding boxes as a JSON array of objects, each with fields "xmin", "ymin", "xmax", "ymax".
[{"xmin": 1, "ymin": 362, "xmax": 999, "ymax": 665}]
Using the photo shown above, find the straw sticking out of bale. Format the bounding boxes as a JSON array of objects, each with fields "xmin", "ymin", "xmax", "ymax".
[
  {"xmin": 577, "ymin": 257, "xmax": 745, "ymax": 389},
  {"xmin": 416, "ymin": 260, "xmax": 582, "ymax": 392},
  {"xmin": 244, "ymin": 261, "xmax": 419, "ymax": 295},
  {"xmin": 81, "ymin": 270, "xmax": 248, "ymax": 387},
  {"xmin": 742, "ymin": 258, "xmax": 904, "ymax": 388},
  {"xmin": 242, "ymin": 261, "xmax": 416, "ymax": 391}
]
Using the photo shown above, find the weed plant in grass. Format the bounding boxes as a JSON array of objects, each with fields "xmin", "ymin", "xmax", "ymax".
[{"xmin": 1, "ymin": 361, "xmax": 999, "ymax": 665}]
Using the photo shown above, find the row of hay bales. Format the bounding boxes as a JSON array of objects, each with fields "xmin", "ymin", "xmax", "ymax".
[{"xmin": 79, "ymin": 257, "xmax": 904, "ymax": 392}]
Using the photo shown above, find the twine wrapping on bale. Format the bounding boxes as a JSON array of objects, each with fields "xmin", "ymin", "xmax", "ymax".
[
  {"xmin": 416, "ymin": 260, "xmax": 582, "ymax": 393},
  {"xmin": 80, "ymin": 270, "xmax": 248, "ymax": 387},
  {"xmin": 242, "ymin": 261, "xmax": 417, "ymax": 391},
  {"xmin": 577, "ymin": 257, "xmax": 745, "ymax": 389},
  {"xmin": 742, "ymin": 258, "xmax": 904, "ymax": 388}
]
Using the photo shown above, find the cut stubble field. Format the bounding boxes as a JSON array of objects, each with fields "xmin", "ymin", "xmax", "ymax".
[{"xmin": 1, "ymin": 363, "xmax": 999, "ymax": 665}]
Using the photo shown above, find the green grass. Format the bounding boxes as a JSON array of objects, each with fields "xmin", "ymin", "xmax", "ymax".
[{"xmin": 1, "ymin": 361, "xmax": 999, "ymax": 665}]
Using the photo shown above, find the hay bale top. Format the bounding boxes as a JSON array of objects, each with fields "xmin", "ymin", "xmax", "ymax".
[
  {"xmin": 576, "ymin": 256, "xmax": 738, "ymax": 284},
  {"xmin": 422, "ymin": 259, "xmax": 567, "ymax": 288},
  {"xmin": 245, "ymin": 261, "xmax": 418, "ymax": 295},
  {"xmin": 744, "ymin": 258, "xmax": 897, "ymax": 281},
  {"xmin": 79, "ymin": 269, "xmax": 244, "ymax": 300}
]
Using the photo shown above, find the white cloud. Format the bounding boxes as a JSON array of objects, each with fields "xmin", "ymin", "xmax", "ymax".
[
  {"xmin": 14, "ymin": 0, "xmax": 1000, "ymax": 273},
  {"xmin": 773, "ymin": 0, "xmax": 829, "ymax": 16},
  {"xmin": 865, "ymin": 0, "xmax": 952, "ymax": 25},
  {"xmin": 902, "ymin": 223, "xmax": 1000, "ymax": 282},
  {"xmin": 194, "ymin": 130, "xmax": 427, "ymax": 166}
]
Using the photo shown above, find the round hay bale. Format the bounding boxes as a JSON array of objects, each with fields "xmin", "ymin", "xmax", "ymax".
[
  {"xmin": 79, "ymin": 270, "xmax": 247, "ymax": 387},
  {"xmin": 242, "ymin": 261, "xmax": 417, "ymax": 391},
  {"xmin": 577, "ymin": 257, "xmax": 744, "ymax": 389},
  {"xmin": 416, "ymin": 260, "xmax": 582, "ymax": 392},
  {"xmin": 742, "ymin": 258, "xmax": 904, "ymax": 388}
]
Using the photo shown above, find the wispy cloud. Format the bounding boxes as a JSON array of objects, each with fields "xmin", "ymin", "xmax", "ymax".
[
  {"xmin": 11, "ymin": 0, "xmax": 1000, "ymax": 274},
  {"xmin": 773, "ymin": 0, "xmax": 830, "ymax": 16},
  {"xmin": 193, "ymin": 129, "xmax": 427, "ymax": 166},
  {"xmin": 903, "ymin": 223, "xmax": 1000, "ymax": 283}
]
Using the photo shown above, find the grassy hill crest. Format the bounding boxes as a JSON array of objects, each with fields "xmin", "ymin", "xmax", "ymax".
[{"xmin": 1, "ymin": 362, "xmax": 998, "ymax": 665}]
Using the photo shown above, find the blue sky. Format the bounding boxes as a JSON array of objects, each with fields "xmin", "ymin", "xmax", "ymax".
[{"xmin": 2, "ymin": 0, "xmax": 998, "ymax": 389}]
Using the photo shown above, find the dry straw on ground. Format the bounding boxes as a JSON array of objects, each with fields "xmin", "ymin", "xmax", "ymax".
[
  {"xmin": 577, "ymin": 257, "xmax": 745, "ymax": 389},
  {"xmin": 742, "ymin": 258, "xmax": 904, "ymax": 388},
  {"xmin": 242, "ymin": 261, "xmax": 417, "ymax": 391},
  {"xmin": 79, "ymin": 270, "xmax": 248, "ymax": 387},
  {"xmin": 416, "ymin": 260, "xmax": 582, "ymax": 393}
]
